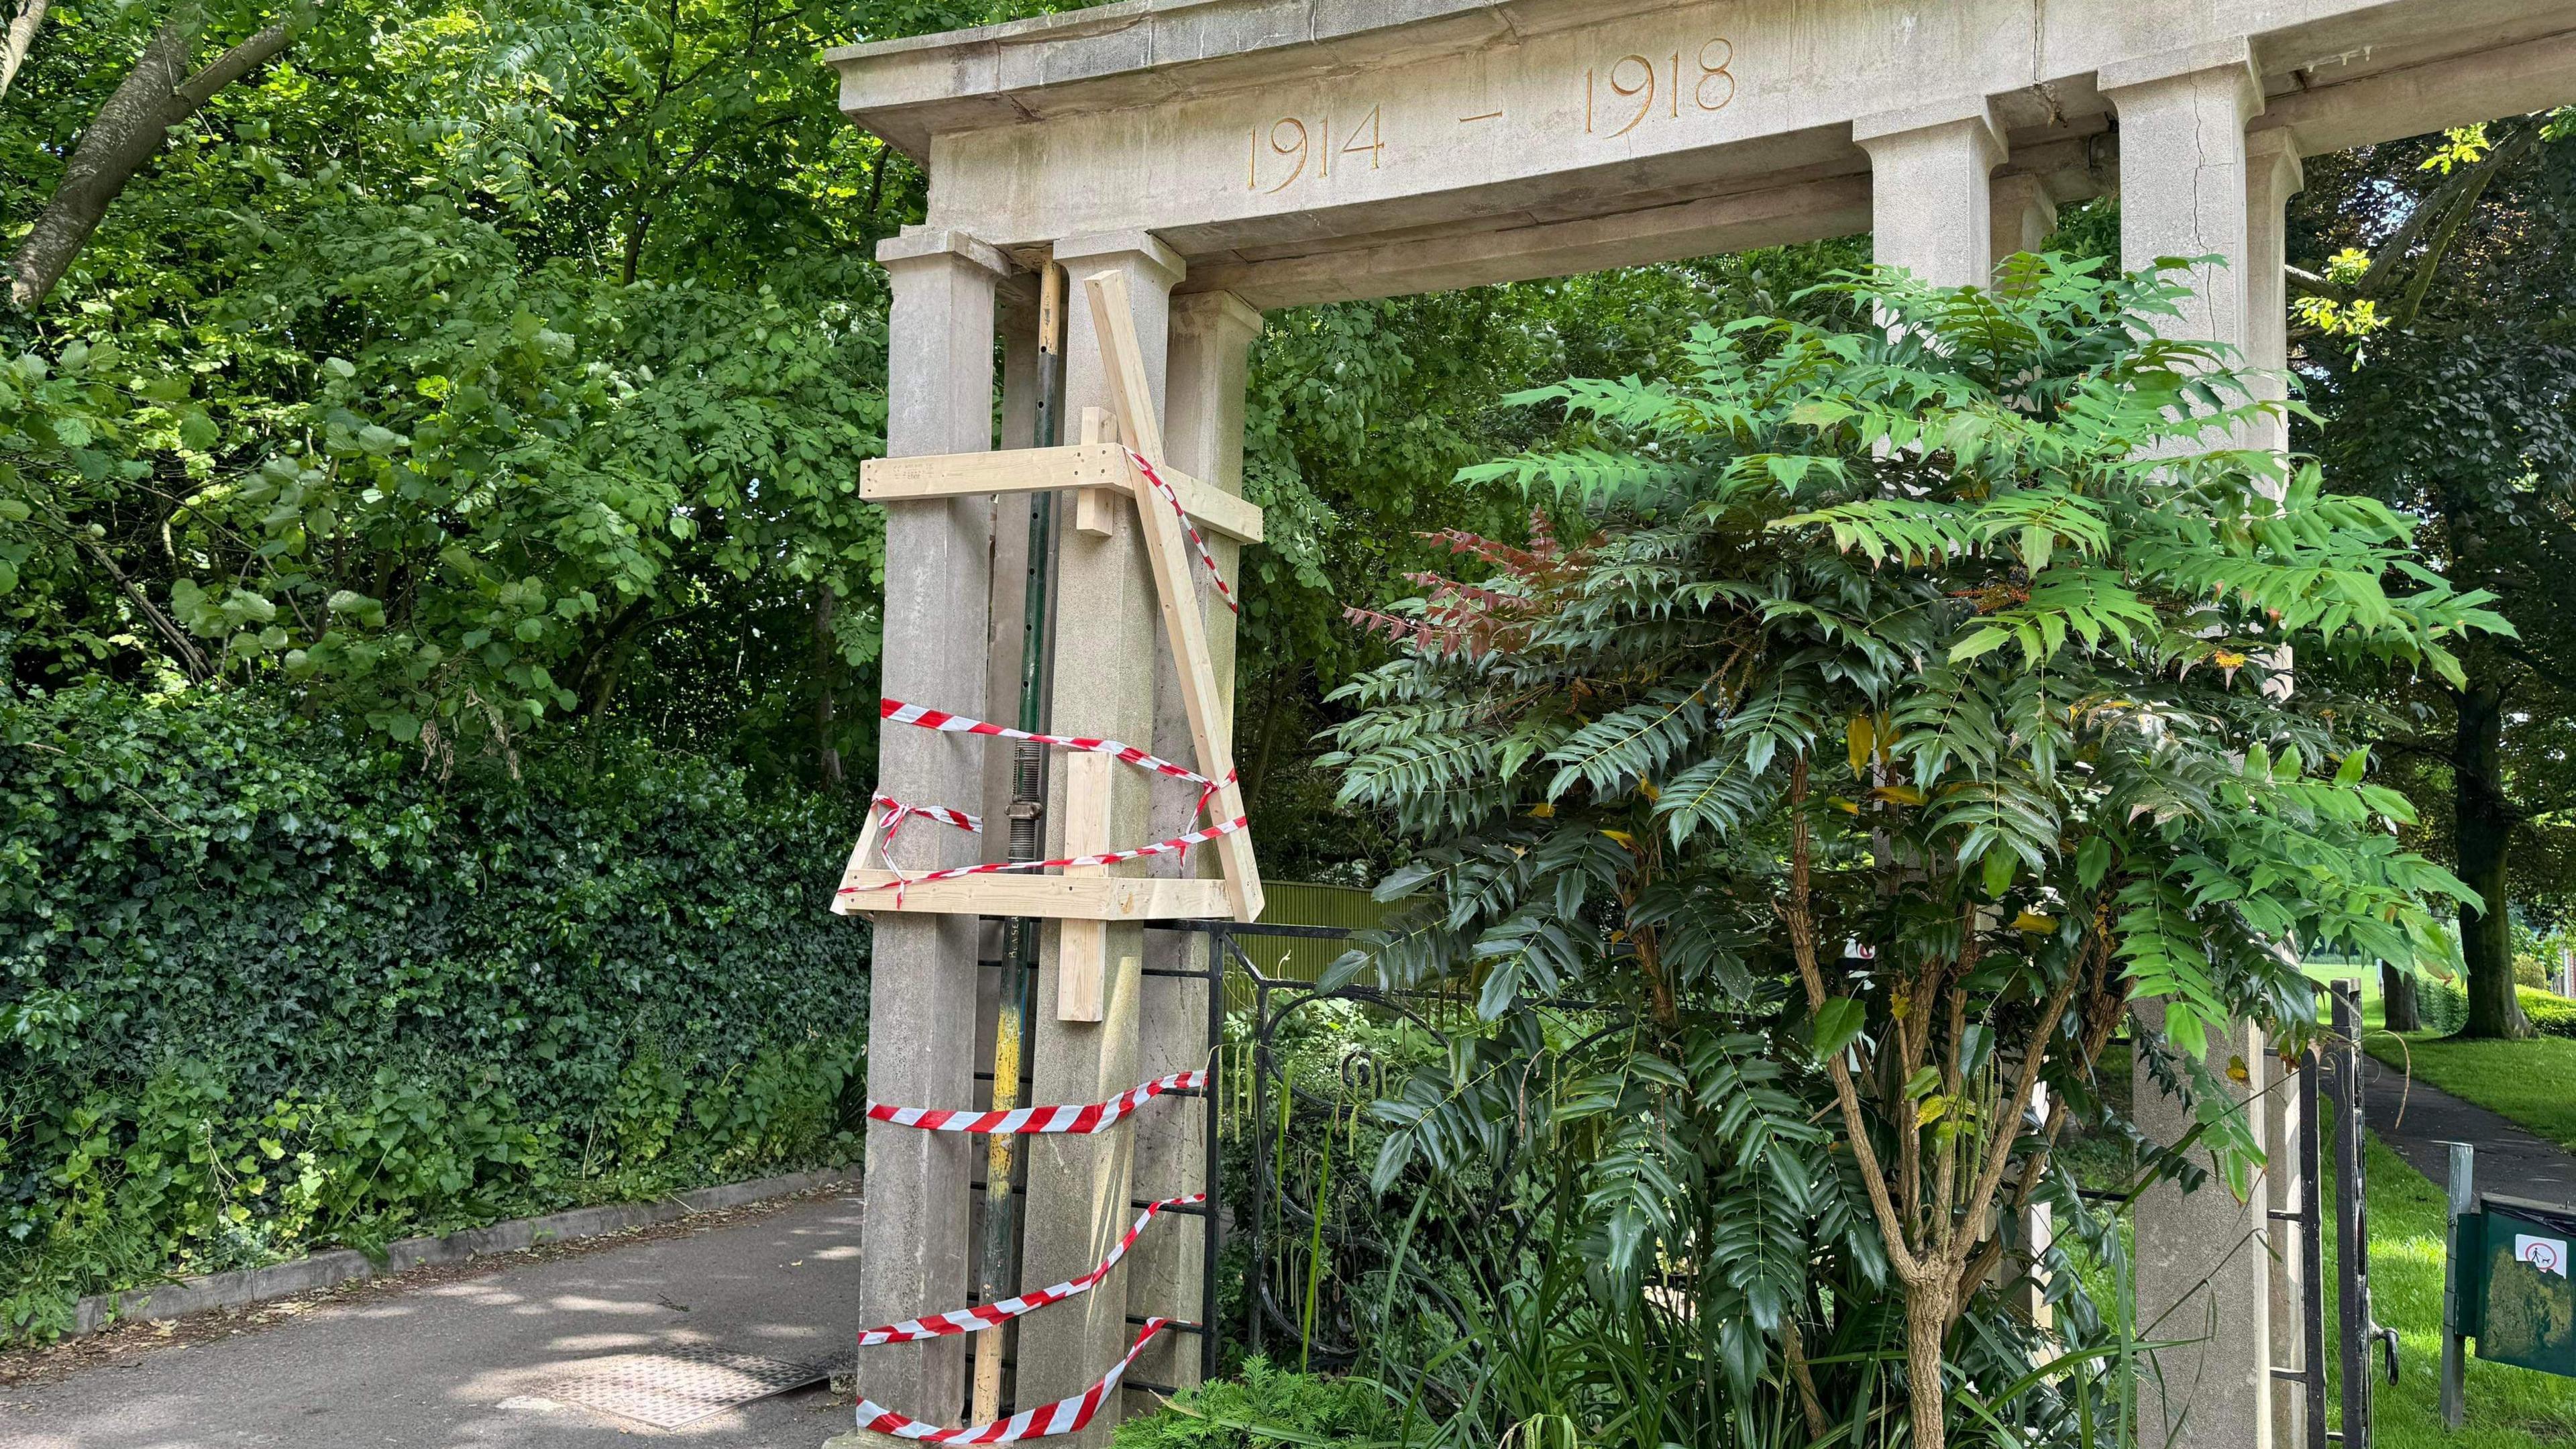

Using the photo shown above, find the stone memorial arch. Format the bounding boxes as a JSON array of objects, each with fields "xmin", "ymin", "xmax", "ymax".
[{"xmin": 821, "ymin": 3, "xmax": 2576, "ymax": 1446}]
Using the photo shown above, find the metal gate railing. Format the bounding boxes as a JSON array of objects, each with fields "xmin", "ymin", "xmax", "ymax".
[{"xmin": 2271, "ymin": 978, "xmax": 2395, "ymax": 1449}]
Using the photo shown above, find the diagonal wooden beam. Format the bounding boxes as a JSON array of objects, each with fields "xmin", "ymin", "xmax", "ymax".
[{"xmin": 1083, "ymin": 268, "xmax": 1265, "ymax": 924}]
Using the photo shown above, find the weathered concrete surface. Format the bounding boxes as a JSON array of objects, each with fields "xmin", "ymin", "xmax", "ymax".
[
  {"xmin": 829, "ymin": 0, "xmax": 2576, "ymax": 306},
  {"xmin": 858, "ymin": 227, "xmax": 1014, "ymax": 1428},
  {"xmin": 2131, "ymin": 1008, "xmax": 2274, "ymax": 1449},
  {"xmin": 0, "ymin": 1190, "xmax": 868, "ymax": 1449},
  {"xmin": 2104, "ymin": 44, "xmax": 2260, "ymax": 361},
  {"xmin": 1856, "ymin": 96, "xmax": 2005, "ymax": 290},
  {"xmin": 1020, "ymin": 231, "xmax": 1181, "ymax": 1449}
]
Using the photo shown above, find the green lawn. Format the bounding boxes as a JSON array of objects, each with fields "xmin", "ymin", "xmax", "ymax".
[
  {"xmin": 2337, "ymin": 1133, "xmax": 2576, "ymax": 1448},
  {"xmin": 2361, "ymin": 1034, "xmax": 2576, "ymax": 1153}
]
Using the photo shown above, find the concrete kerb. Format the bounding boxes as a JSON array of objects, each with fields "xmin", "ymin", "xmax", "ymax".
[{"xmin": 65, "ymin": 1164, "xmax": 859, "ymax": 1336}]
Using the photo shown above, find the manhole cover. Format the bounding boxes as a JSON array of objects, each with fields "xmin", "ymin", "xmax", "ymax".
[{"xmin": 546, "ymin": 1344, "xmax": 832, "ymax": 1430}]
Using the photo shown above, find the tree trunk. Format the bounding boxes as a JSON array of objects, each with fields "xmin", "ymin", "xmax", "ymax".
[
  {"xmin": 7, "ymin": 0, "xmax": 311, "ymax": 311},
  {"xmin": 0, "ymin": 0, "xmax": 50, "ymax": 100},
  {"xmin": 2381, "ymin": 961, "xmax": 2420, "ymax": 1032},
  {"xmin": 1905, "ymin": 1278, "xmax": 1955, "ymax": 1449},
  {"xmin": 813, "ymin": 585, "xmax": 845, "ymax": 790},
  {"xmin": 2453, "ymin": 676, "xmax": 2529, "ymax": 1038}
]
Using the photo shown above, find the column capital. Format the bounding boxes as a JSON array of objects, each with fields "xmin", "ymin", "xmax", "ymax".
[
  {"xmin": 1054, "ymin": 229, "xmax": 1185, "ymax": 290},
  {"xmin": 2247, "ymin": 125, "xmax": 2305, "ymax": 193},
  {"xmin": 1852, "ymin": 95, "xmax": 2006, "ymax": 170},
  {"xmin": 1171, "ymin": 290, "xmax": 1263, "ymax": 346},
  {"xmin": 876, "ymin": 226, "xmax": 1016, "ymax": 279},
  {"xmin": 2098, "ymin": 39, "xmax": 2261, "ymax": 122}
]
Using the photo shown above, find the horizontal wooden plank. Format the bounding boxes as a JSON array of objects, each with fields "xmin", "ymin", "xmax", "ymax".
[
  {"xmin": 830, "ymin": 871, "xmax": 1234, "ymax": 921},
  {"xmin": 860, "ymin": 444, "xmax": 1263, "ymax": 544}
]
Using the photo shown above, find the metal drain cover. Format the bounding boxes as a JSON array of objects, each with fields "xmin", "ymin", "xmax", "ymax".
[{"xmin": 546, "ymin": 1344, "xmax": 831, "ymax": 1429}]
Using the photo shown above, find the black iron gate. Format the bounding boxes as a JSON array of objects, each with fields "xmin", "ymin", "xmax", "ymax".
[{"xmin": 2274, "ymin": 979, "xmax": 2397, "ymax": 1449}]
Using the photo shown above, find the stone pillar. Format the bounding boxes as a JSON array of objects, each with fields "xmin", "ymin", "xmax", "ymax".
[
  {"xmin": 2129, "ymin": 1002, "xmax": 2275, "ymax": 1449},
  {"xmin": 1129, "ymin": 289, "xmax": 1263, "ymax": 1397},
  {"xmin": 2108, "ymin": 54, "xmax": 2273, "ymax": 1449},
  {"xmin": 2103, "ymin": 44, "xmax": 2262, "ymax": 355},
  {"xmin": 853, "ymin": 227, "xmax": 1014, "ymax": 1436},
  {"xmin": 1020, "ymin": 229, "xmax": 1184, "ymax": 1445},
  {"xmin": 1854, "ymin": 97, "xmax": 2006, "ymax": 288},
  {"xmin": 2245, "ymin": 127, "xmax": 2308, "ymax": 1449},
  {"xmin": 2243, "ymin": 129, "xmax": 2305, "ymax": 457},
  {"xmin": 1990, "ymin": 172, "xmax": 2058, "ymax": 271}
]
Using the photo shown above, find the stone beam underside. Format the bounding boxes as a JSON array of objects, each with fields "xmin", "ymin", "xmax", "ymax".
[{"xmin": 835, "ymin": 0, "xmax": 2576, "ymax": 307}]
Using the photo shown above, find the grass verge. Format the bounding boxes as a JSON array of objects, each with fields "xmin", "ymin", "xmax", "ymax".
[
  {"xmin": 2334, "ymin": 1133, "xmax": 2576, "ymax": 1449},
  {"xmin": 2361, "ymin": 1035, "xmax": 2576, "ymax": 1153}
]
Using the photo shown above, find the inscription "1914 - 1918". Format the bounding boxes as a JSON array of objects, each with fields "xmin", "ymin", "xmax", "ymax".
[{"xmin": 1245, "ymin": 35, "xmax": 1737, "ymax": 193}]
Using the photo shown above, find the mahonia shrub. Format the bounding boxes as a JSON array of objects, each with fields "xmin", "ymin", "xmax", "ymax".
[
  {"xmin": 1323, "ymin": 256, "xmax": 2496, "ymax": 1448},
  {"xmin": 0, "ymin": 682, "xmax": 867, "ymax": 1340}
]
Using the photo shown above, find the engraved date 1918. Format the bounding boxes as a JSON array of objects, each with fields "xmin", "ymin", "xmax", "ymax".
[
  {"xmin": 1587, "ymin": 38, "xmax": 1735, "ymax": 137},
  {"xmin": 1239, "ymin": 36, "xmax": 1736, "ymax": 193}
]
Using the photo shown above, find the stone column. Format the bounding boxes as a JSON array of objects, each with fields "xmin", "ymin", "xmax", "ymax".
[
  {"xmin": 2106, "ymin": 49, "xmax": 2273, "ymax": 1449},
  {"xmin": 2128, "ymin": 1004, "xmax": 2275, "ymax": 1449},
  {"xmin": 2244, "ymin": 129, "xmax": 2305, "ymax": 457},
  {"xmin": 1130, "ymin": 288, "xmax": 1263, "ymax": 1397},
  {"xmin": 2244, "ymin": 125, "xmax": 2308, "ymax": 1449},
  {"xmin": 1020, "ymin": 229, "xmax": 1184, "ymax": 1445},
  {"xmin": 1990, "ymin": 172, "xmax": 2058, "ymax": 272},
  {"xmin": 2103, "ymin": 44, "xmax": 2262, "ymax": 354},
  {"xmin": 1854, "ymin": 97, "xmax": 2006, "ymax": 288},
  {"xmin": 852, "ymin": 227, "xmax": 1013, "ymax": 1437}
]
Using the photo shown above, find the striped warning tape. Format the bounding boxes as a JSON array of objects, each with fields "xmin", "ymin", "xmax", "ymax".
[
  {"xmin": 871, "ymin": 792, "xmax": 979, "ymax": 837},
  {"xmin": 1125, "ymin": 449, "xmax": 1236, "ymax": 616},
  {"xmin": 855, "ymin": 1317, "xmax": 1178, "ymax": 1444},
  {"xmin": 856, "ymin": 1193, "xmax": 1203, "ymax": 1346},
  {"xmin": 864, "ymin": 1069, "xmax": 1204, "ymax": 1135},
  {"xmin": 839, "ymin": 814, "xmax": 1247, "ymax": 900},
  {"xmin": 881, "ymin": 700, "xmax": 1212, "ymax": 793}
]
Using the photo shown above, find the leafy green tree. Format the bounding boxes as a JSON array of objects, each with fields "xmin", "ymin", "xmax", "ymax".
[
  {"xmin": 1328, "ymin": 258, "xmax": 2487, "ymax": 1445},
  {"xmin": 2294, "ymin": 113, "xmax": 2576, "ymax": 1036},
  {"xmin": 1237, "ymin": 240, "xmax": 1871, "ymax": 877},
  {"xmin": 1, "ymin": 0, "xmax": 1087, "ymax": 781}
]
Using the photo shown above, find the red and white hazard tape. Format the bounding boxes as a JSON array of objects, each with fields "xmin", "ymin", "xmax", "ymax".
[
  {"xmin": 856, "ymin": 1193, "xmax": 1204, "ymax": 1346},
  {"xmin": 840, "ymin": 814, "xmax": 1247, "ymax": 900},
  {"xmin": 872, "ymin": 792, "xmax": 979, "ymax": 837},
  {"xmin": 855, "ymin": 1317, "xmax": 1179, "ymax": 1444},
  {"xmin": 883, "ymin": 700, "xmax": 1214, "ymax": 794},
  {"xmin": 1124, "ymin": 449, "xmax": 1236, "ymax": 616},
  {"xmin": 863, "ymin": 792, "xmax": 983, "ymax": 903},
  {"xmin": 865, "ymin": 1069, "xmax": 1205, "ymax": 1136}
]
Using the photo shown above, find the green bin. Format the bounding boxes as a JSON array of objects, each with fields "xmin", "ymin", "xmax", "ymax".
[{"xmin": 2461, "ymin": 1199, "xmax": 2576, "ymax": 1378}]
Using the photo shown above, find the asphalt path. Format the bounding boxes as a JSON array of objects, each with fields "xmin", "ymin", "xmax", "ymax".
[
  {"xmin": 0, "ymin": 1189, "xmax": 867, "ymax": 1448},
  {"xmin": 2361, "ymin": 1052, "xmax": 2576, "ymax": 1210}
]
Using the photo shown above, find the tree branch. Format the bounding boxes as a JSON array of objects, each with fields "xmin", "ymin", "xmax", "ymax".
[
  {"xmin": 7, "ymin": 0, "xmax": 321, "ymax": 311},
  {"xmin": 1780, "ymin": 755, "xmax": 1925, "ymax": 1284},
  {"xmin": 0, "ymin": 0, "xmax": 48, "ymax": 101}
]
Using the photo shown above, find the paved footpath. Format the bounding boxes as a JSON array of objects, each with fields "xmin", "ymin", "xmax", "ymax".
[
  {"xmin": 0, "ymin": 1188, "xmax": 867, "ymax": 1448},
  {"xmin": 2361, "ymin": 1053, "xmax": 2576, "ymax": 1209}
]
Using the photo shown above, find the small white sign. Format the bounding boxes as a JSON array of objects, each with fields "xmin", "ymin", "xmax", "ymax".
[{"xmin": 2514, "ymin": 1234, "xmax": 2569, "ymax": 1277}]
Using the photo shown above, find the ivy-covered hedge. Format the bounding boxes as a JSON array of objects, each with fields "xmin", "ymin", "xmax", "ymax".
[{"xmin": 1, "ymin": 684, "xmax": 869, "ymax": 1339}]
